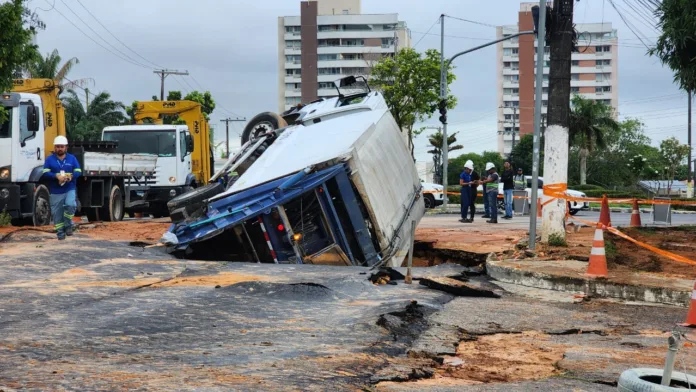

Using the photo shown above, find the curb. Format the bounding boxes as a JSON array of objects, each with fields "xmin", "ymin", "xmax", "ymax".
[
  {"xmin": 486, "ymin": 256, "xmax": 691, "ymax": 307},
  {"xmin": 587, "ymin": 207, "xmax": 696, "ymax": 215}
]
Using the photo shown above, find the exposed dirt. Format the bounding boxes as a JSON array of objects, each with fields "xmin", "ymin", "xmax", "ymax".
[
  {"xmin": 412, "ymin": 228, "xmax": 524, "ymax": 267},
  {"xmin": 509, "ymin": 225, "xmax": 696, "ymax": 279},
  {"xmin": 442, "ymin": 332, "xmax": 565, "ymax": 383},
  {"xmin": 77, "ymin": 219, "xmax": 171, "ymax": 242},
  {"xmin": 151, "ymin": 271, "xmax": 275, "ymax": 288}
]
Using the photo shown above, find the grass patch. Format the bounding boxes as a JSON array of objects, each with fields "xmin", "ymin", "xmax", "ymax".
[
  {"xmin": 547, "ymin": 233, "xmax": 568, "ymax": 247},
  {"xmin": 0, "ymin": 207, "xmax": 11, "ymax": 227}
]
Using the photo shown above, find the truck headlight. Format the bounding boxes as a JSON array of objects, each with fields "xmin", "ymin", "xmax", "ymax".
[
  {"xmin": 0, "ymin": 188, "xmax": 9, "ymax": 199},
  {"xmin": 0, "ymin": 168, "xmax": 9, "ymax": 180},
  {"xmin": 169, "ymin": 176, "xmax": 177, "ymax": 184}
]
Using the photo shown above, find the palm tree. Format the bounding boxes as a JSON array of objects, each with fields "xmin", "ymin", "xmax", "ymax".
[
  {"xmin": 569, "ymin": 95, "xmax": 620, "ymax": 185},
  {"xmin": 428, "ymin": 130, "xmax": 463, "ymax": 184},
  {"xmin": 62, "ymin": 89, "xmax": 127, "ymax": 141},
  {"xmin": 28, "ymin": 49, "xmax": 93, "ymax": 91}
]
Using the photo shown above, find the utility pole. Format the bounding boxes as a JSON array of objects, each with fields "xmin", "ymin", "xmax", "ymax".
[
  {"xmin": 85, "ymin": 88, "xmax": 89, "ymax": 108},
  {"xmin": 220, "ymin": 117, "xmax": 246, "ymax": 158},
  {"xmin": 511, "ymin": 106, "xmax": 517, "ymax": 163},
  {"xmin": 439, "ymin": 14, "xmax": 448, "ymax": 208},
  {"xmin": 153, "ymin": 69, "xmax": 189, "ymax": 101},
  {"xmin": 528, "ymin": 0, "xmax": 548, "ymax": 250},
  {"xmin": 541, "ymin": 0, "xmax": 574, "ymax": 243},
  {"xmin": 688, "ymin": 91, "xmax": 693, "ymax": 198}
]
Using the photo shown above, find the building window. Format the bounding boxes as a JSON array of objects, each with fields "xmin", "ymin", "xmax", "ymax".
[
  {"xmin": 504, "ymin": 114, "xmax": 520, "ymax": 120},
  {"xmin": 503, "ymin": 88, "xmax": 519, "ymax": 96},
  {"xmin": 285, "ymin": 40, "xmax": 301, "ymax": 49},
  {"xmin": 343, "ymin": 9, "xmax": 349, "ymax": 14},
  {"xmin": 571, "ymin": 74, "xmax": 579, "ymax": 81},
  {"xmin": 318, "ymin": 39, "xmax": 340, "ymax": 47},
  {"xmin": 571, "ymin": 60, "xmax": 579, "ymax": 66},
  {"xmin": 596, "ymin": 59, "xmax": 611, "ymax": 67},
  {"xmin": 504, "ymin": 74, "xmax": 520, "ymax": 82},
  {"xmin": 596, "ymin": 45, "xmax": 611, "ymax": 52},
  {"xmin": 503, "ymin": 48, "xmax": 512, "ymax": 56},
  {"xmin": 596, "ymin": 73, "xmax": 610, "ymax": 82},
  {"xmin": 512, "ymin": 48, "xmax": 519, "ymax": 55},
  {"xmin": 343, "ymin": 39, "xmax": 364, "ymax": 47},
  {"xmin": 543, "ymin": 74, "xmax": 549, "ymax": 81},
  {"xmin": 318, "ymin": 82, "xmax": 334, "ymax": 89},
  {"xmin": 511, "ymin": 61, "xmax": 519, "ymax": 70},
  {"xmin": 318, "ymin": 54, "xmax": 338, "ymax": 61},
  {"xmin": 285, "ymin": 55, "xmax": 301, "ymax": 64},
  {"xmin": 342, "ymin": 67, "xmax": 366, "ymax": 75},
  {"xmin": 285, "ymin": 26, "xmax": 301, "ymax": 33},
  {"xmin": 542, "ymin": 100, "xmax": 548, "ymax": 107},
  {"xmin": 342, "ymin": 53, "xmax": 363, "ymax": 60},
  {"xmin": 503, "ymin": 101, "xmax": 519, "ymax": 108},
  {"xmin": 571, "ymin": 87, "xmax": 580, "ymax": 93},
  {"xmin": 381, "ymin": 38, "xmax": 393, "ymax": 46},
  {"xmin": 285, "ymin": 83, "xmax": 301, "ymax": 90},
  {"xmin": 285, "ymin": 97, "xmax": 301, "ymax": 105},
  {"xmin": 318, "ymin": 25, "xmax": 340, "ymax": 32},
  {"xmin": 318, "ymin": 67, "xmax": 341, "ymax": 75},
  {"xmin": 595, "ymin": 86, "xmax": 611, "ymax": 93}
]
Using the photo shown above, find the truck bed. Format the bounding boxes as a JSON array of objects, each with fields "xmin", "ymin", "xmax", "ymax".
[{"xmin": 81, "ymin": 151, "xmax": 157, "ymax": 177}]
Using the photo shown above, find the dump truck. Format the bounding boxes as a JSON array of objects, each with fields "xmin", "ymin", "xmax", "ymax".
[
  {"xmin": 162, "ymin": 76, "xmax": 424, "ymax": 268},
  {"xmin": 0, "ymin": 79, "xmax": 158, "ymax": 224}
]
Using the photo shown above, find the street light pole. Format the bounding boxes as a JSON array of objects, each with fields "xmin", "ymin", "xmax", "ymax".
[
  {"xmin": 440, "ymin": 14, "xmax": 448, "ymax": 208},
  {"xmin": 528, "ymin": 0, "xmax": 547, "ymax": 250}
]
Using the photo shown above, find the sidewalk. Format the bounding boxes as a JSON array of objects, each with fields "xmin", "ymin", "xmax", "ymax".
[
  {"xmin": 428, "ymin": 204, "xmax": 696, "ymax": 215},
  {"xmin": 486, "ymin": 257, "xmax": 692, "ymax": 307}
]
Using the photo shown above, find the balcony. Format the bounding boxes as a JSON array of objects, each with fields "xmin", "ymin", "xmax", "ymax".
[{"xmin": 284, "ymin": 75, "xmax": 301, "ymax": 83}]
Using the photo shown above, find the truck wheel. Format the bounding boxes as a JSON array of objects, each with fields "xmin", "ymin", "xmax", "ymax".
[
  {"xmin": 100, "ymin": 185, "xmax": 124, "ymax": 222},
  {"xmin": 32, "ymin": 185, "xmax": 52, "ymax": 227},
  {"xmin": 241, "ymin": 112, "xmax": 287, "ymax": 144},
  {"xmin": 167, "ymin": 182, "xmax": 224, "ymax": 223},
  {"xmin": 423, "ymin": 194, "xmax": 435, "ymax": 209}
]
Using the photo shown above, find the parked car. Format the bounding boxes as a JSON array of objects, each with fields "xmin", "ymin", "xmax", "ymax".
[
  {"xmin": 477, "ymin": 176, "xmax": 590, "ymax": 215},
  {"xmin": 421, "ymin": 181, "xmax": 444, "ymax": 209}
]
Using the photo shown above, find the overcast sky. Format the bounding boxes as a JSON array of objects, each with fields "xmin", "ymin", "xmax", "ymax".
[{"xmin": 29, "ymin": 0, "xmax": 690, "ymax": 162}]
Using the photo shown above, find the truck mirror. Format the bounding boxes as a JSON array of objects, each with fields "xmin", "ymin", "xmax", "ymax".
[
  {"xmin": 26, "ymin": 102, "xmax": 39, "ymax": 133},
  {"xmin": 186, "ymin": 134, "xmax": 194, "ymax": 154}
]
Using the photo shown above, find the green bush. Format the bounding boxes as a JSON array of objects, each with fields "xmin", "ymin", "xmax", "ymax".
[
  {"xmin": 0, "ymin": 207, "xmax": 11, "ymax": 227},
  {"xmin": 571, "ymin": 184, "xmax": 605, "ymax": 191}
]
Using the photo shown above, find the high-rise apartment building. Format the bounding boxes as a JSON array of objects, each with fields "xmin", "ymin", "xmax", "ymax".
[
  {"xmin": 277, "ymin": 0, "xmax": 411, "ymax": 113},
  {"xmin": 496, "ymin": 2, "xmax": 618, "ymax": 155}
]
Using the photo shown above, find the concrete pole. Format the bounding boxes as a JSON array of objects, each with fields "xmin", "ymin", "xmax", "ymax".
[
  {"xmin": 440, "ymin": 14, "xmax": 448, "ymax": 208},
  {"xmin": 528, "ymin": 0, "xmax": 547, "ymax": 250},
  {"xmin": 688, "ymin": 91, "xmax": 693, "ymax": 198},
  {"xmin": 541, "ymin": 0, "xmax": 573, "ymax": 244}
]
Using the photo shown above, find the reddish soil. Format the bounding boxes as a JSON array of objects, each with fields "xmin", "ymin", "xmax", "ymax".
[
  {"xmin": 77, "ymin": 219, "xmax": 171, "ymax": 242},
  {"xmin": 510, "ymin": 225, "xmax": 696, "ymax": 279}
]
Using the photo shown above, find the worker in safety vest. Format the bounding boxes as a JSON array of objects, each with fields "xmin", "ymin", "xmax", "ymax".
[
  {"xmin": 514, "ymin": 168, "xmax": 526, "ymax": 190},
  {"xmin": 42, "ymin": 136, "xmax": 82, "ymax": 240},
  {"xmin": 480, "ymin": 162, "xmax": 500, "ymax": 224}
]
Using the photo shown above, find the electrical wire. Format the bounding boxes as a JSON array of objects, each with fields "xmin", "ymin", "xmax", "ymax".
[
  {"xmin": 57, "ymin": 0, "xmax": 154, "ymax": 69},
  {"xmin": 444, "ymin": 14, "xmax": 497, "ymax": 29},
  {"xmin": 44, "ymin": 0, "xmax": 152, "ymax": 69},
  {"xmin": 609, "ymin": 0, "xmax": 652, "ymax": 49},
  {"xmin": 413, "ymin": 16, "xmax": 440, "ymax": 49},
  {"xmin": 72, "ymin": 0, "xmax": 165, "ymax": 69}
]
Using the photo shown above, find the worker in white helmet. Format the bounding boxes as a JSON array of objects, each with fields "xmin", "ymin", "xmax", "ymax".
[
  {"xmin": 480, "ymin": 162, "xmax": 500, "ymax": 224},
  {"xmin": 41, "ymin": 135, "xmax": 82, "ymax": 239}
]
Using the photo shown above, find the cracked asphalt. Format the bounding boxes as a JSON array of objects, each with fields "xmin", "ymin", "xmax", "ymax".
[{"xmin": 0, "ymin": 229, "xmax": 692, "ymax": 391}]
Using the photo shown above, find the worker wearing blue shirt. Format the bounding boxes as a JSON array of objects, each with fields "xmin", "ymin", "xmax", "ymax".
[
  {"xmin": 459, "ymin": 162, "xmax": 475, "ymax": 223},
  {"xmin": 41, "ymin": 136, "xmax": 82, "ymax": 240}
]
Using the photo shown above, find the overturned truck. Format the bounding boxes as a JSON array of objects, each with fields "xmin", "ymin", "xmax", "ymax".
[{"xmin": 162, "ymin": 77, "xmax": 424, "ymax": 268}]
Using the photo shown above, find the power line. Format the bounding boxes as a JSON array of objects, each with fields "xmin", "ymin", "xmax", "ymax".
[
  {"xmin": 56, "ymin": 0, "xmax": 154, "ymax": 69},
  {"xmin": 444, "ymin": 14, "xmax": 497, "ymax": 28},
  {"xmin": 72, "ymin": 0, "xmax": 165, "ymax": 69},
  {"xmin": 413, "ymin": 16, "xmax": 440, "ymax": 49},
  {"xmin": 609, "ymin": 0, "xmax": 652, "ymax": 49}
]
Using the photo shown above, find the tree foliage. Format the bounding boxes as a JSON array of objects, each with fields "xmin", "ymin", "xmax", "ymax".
[
  {"xmin": 569, "ymin": 95, "xmax": 620, "ymax": 184},
  {"xmin": 447, "ymin": 151, "xmax": 504, "ymax": 186},
  {"xmin": 184, "ymin": 90, "xmax": 215, "ymax": 120},
  {"xmin": 511, "ymin": 134, "xmax": 545, "ymax": 177},
  {"xmin": 63, "ymin": 89, "xmax": 127, "ymax": 141},
  {"xmin": 427, "ymin": 130, "xmax": 463, "ymax": 184},
  {"xmin": 659, "ymin": 137, "xmax": 691, "ymax": 192},
  {"xmin": 370, "ymin": 48, "xmax": 456, "ymax": 157},
  {"xmin": 27, "ymin": 49, "xmax": 92, "ymax": 91},
  {"xmin": 0, "ymin": 0, "xmax": 40, "ymax": 122},
  {"xmin": 650, "ymin": 0, "xmax": 696, "ymax": 92}
]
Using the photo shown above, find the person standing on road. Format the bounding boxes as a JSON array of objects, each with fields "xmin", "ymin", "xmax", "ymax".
[
  {"xmin": 514, "ymin": 168, "xmax": 526, "ymax": 190},
  {"xmin": 481, "ymin": 168, "xmax": 490, "ymax": 219},
  {"xmin": 468, "ymin": 161, "xmax": 480, "ymax": 222},
  {"xmin": 481, "ymin": 162, "xmax": 500, "ymax": 224},
  {"xmin": 459, "ymin": 163, "xmax": 475, "ymax": 223},
  {"xmin": 42, "ymin": 136, "xmax": 82, "ymax": 240},
  {"xmin": 501, "ymin": 161, "xmax": 514, "ymax": 220}
]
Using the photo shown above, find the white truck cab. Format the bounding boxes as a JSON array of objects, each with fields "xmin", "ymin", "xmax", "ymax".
[
  {"xmin": 0, "ymin": 92, "xmax": 44, "ymax": 184},
  {"xmin": 102, "ymin": 125, "xmax": 195, "ymax": 217}
]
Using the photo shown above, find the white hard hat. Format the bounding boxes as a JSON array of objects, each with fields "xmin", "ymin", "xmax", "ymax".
[
  {"xmin": 485, "ymin": 162, "xmax": 495, "ymax": 171},
  {"xmin": 464, "ymin": 160, "xmax": 474, "ymax": 170},
  {"xmin": 54, "ymin": 135, "xmax": 68, "ymax": 145}
]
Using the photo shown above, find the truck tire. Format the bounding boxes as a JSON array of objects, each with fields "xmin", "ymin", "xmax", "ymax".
[
  {"xmin": 32, "ymin": 185, "xmax": 52, "ymax": 227},
  {"xmin": 241, "ymin": 112, "xmax": 287, "ymax": 144},
  {"xmin": 167, "ymin": 182, "xmax": 224, "ymax": 223},
  {"xmin": 617, "ymin": 368, "xmax": 696, "ymax": 391},
  {"xmin": 100, "ymin": 185, "xmax": 124, "ymax": 222}
]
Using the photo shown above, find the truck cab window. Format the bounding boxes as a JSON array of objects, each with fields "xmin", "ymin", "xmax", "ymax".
[
  {"xmin": 179, "ymin": 131, "xmax": 187, "ymax": 161},
  {"xmin": 19, "ymin": 103, "xmax": 36, "ymax": 142},
  {"xmin": 0, "ymin": 107, "xmax": 12, "ymax": 138}
]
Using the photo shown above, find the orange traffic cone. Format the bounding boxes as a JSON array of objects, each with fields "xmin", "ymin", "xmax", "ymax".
[
  {"xmin": 680, "ymin": 280, "xmax": 696, "ymax": 327},
  {"xmin": 586, "ymin": 222, "xmax": 608, "ymax": 278},
  {"xmin": 537, "ymin": 198, "xmax": 542, "ymax": 218},
  {"xmin": 629, "ymin": 198, "xmax": 642, "ymax": 227},
  {"xmin": 599, "ymin": 194, "xmax": 611, "ymax": 227}
]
